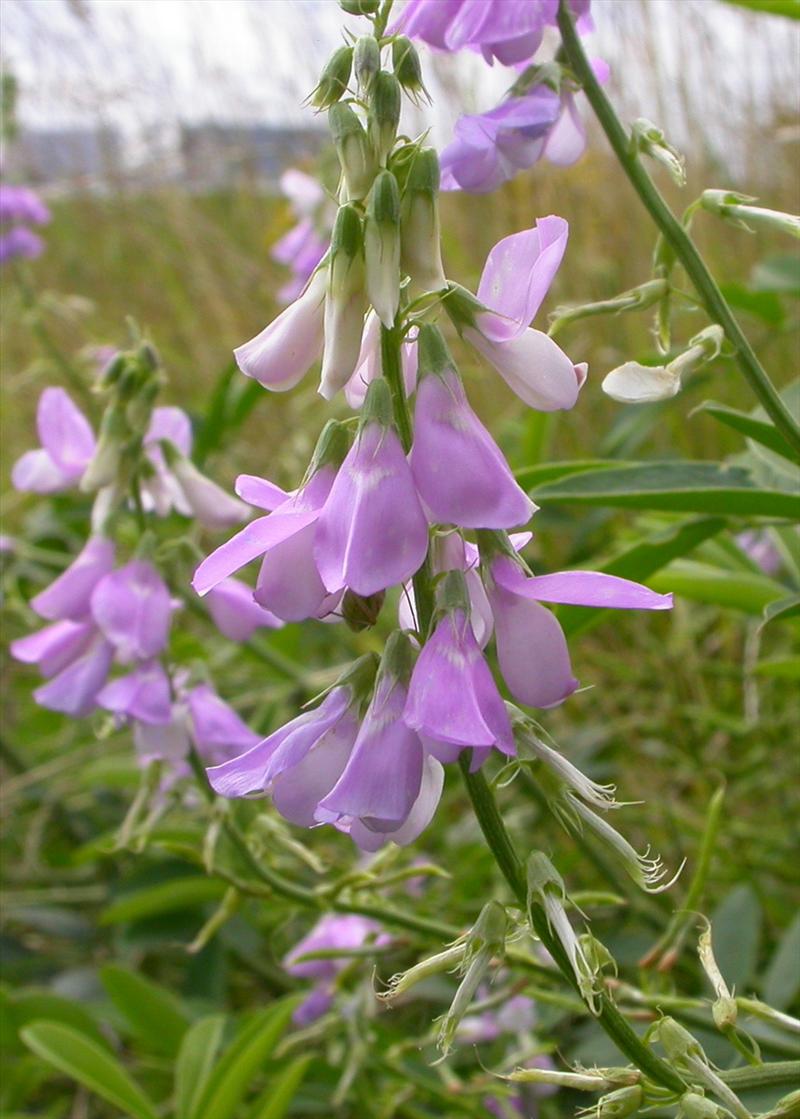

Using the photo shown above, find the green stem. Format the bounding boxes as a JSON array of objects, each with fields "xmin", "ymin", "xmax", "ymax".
[
  {"xmin": 458, "ymin": 757, "xmax": 686, "ymax": 1094},
  {"xmin": 718, "ymin": 1061, "xmax": 800, "ymax": 1092},
  {"xmin": 556, "ymin": 1, "xmax": 800, "ymax": 457}
]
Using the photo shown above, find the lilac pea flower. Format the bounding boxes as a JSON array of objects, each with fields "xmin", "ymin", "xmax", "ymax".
[
  {"xmin": 343, "ymin": 311, "xmax": 418, "ymax": 409},
  {"xmin": 96, "ymin": 659, "xmax": 173, "ymax": 725},
  {"xmin": 280, "ymin": 168, "xmax": 326, "ymax": 216},
  {"xmin": 0, "ymin": 184, "xmax": 51, "ymax": 263},
  {"xmin": 204, "ymin": 577, "xmax": 282, "ymax": 641},
  {"xmin": 487, "ymin": 554, "xmax": 673, "ymax": 709},
  {"xmin": 165, "ymin": 451, "xmax": 251, "ymax": 531},
  {"xmin": 452, "ymin": 216, "xmax": 587, "ymax": 411},
  {"xmin": 233, "ymin": 266, "xmax": 327, "ymax": 391},
  {"xmin": 187, "ymin": 684, "xmax": 260, "ymax": 765},
  {"xmin": 90, "ymin": 560, "xmax": 174, "ymax": 663},
  {"xmin": 0, "ymin": 226, "xmax": 45, "ymax": 262},
  {"xmin": 410, "ymin": 326, "xmax": 536, "ymax": 530},
  {"xmin": 404, "ymin": 583, "xmax": 515, "ymax": 767},
  {"xmin": 30, "ymin": 537, "xmax": 116, "ymax": 621},
  {"xmin": 393, "ymin": 0, "xmax": 560, "ymax": 66},
  {"xmin": 318, "ymin": 636, "xmax": 426, "ymax": 839},
  {"xmin": 314, "ymin": 380, "xmax": 429, "ymax": 598},
  {"xmin": 440, "ymin": 89, "xmax": 562, "ymax": 195},
  {"xmin": 33, "ymin": 634, "xmax": 115, "ymax": 718},
  {"xmin": 11, "ymin": 618, "xmax": 96, "ymax": 679},
  {"xmin": 347, "ymin": 753, "xmax": 445, "ymax": 852},
  {"xmin": 11, "ymin": 388, "xmax": 96, "ymax": 494},
  {"xmin": 208, "ymin": 682, "xmax": 362, "ymax": 827}
]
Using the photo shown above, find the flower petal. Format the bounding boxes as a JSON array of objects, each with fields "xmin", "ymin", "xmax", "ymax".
[
  {"xmin": 234, "ymin": 474, "xmax": 291, "ymax": 511},
  {"xmin": 10, "ymin": 619, "xmax": 95, "ymax": 677},
  {"xmin": 31, "ymin": 537, "xmax": 116, "ymax": 621},
  {"xmin": 192, "ymin": 509, "xmax": 319, "ymax": 596},
  {"xmin": 477, "ymin": 216, "xmax": 568, "ymax": 340},
  {"xmin": 96, "ymin": 660, "xmax": 173, "ymax": 725},
  {"xmin": 36, "ymin": 388, "xmax": 95, "ymax": 477},
  {"xmin": 466, "ymin": 326, "xmax": 583, "ymax": 411},
  {"xmin": 255, "ymin": 521, "xmax": 331, "ymax": 622},
  {"xmin": 34, "ymin": 637, "xmax": 114, "ymax": 717},
  {"xmin": 205, "ymin": 577, "xmax": 282, "ymax": 640},
  {"xmin": 234, "ymin": 268, "xmax": 326, "ymax": 391},
  {"xmin": 272, "ymin": 713, "xmax": 359, "ymax": 827},
  {"xmin": 11, "ymin": 448, "xmax": 71, "ymax": 494},
  {"xmin": 187, "ymin": 684, "xmax": 260, "ymax": 761},
  {"xmin": 91, "ymin": 560, "xmax": 173, "ymax": 662}
]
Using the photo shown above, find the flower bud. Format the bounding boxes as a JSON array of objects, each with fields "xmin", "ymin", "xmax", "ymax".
[
  {"xmin": 339, "ymin": 0, "xmax": 379, "ymax": 13},
  {"xmin": 79, "ymin": 402, "xmax": 127, "ymax": 492},
  {"xmin": 392, "ymin": 37, "xmax": 428, "ymax": 103},
  {"xmin": 369, "ymin": 70, "xmax": 401, "ymax": 166},
  {"xmin": 310, "ymin": 46, "xmax": 353, "ymax": 110},
  {"xmin": 678, "ymin": 1092, "xmax": 732, "ymax": 1119},
  {"xmin": 341, "ymin": 588, "xmax": 385, "ymax": 632},
  {"xmin": 437, "ymin": 900, "xmax": 507, "ymax": 1055},
  {"xmin": 595, "ymin": 1086, "xmax": 644, "ymax": 1118},
  {"xmin": 319, "ymin": 204, "xmax": 367, "ymax": 399},
  {"xmin": 365, "ymin": 170, "xmax": 401, "ymax": 326},
  {"xmin": 631, "ymin": 118, "xmax": 686, "ymax": 186},
  {"xmin": 400, "ymin": 148, "xmax": 447, "ymax": 297},
  {"xmin": 329, "ymin": 103, "xmax": 375, "ymax": 201},
  {"xmin": 700, "ymin": 189, "xmax": 800, "ymax": 239},
  {"xmin": 354, "ymin": 35, "xmax": 380, "ymax": 95}
]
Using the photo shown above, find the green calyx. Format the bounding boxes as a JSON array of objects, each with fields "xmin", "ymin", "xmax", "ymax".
[
  {"xmin": 332, "ymin": 652, "xmax": 380, "ymax": 712},
  {"xmin": 392, "ymin": 36, "xmax": 427, "ymax": 100},
  {"xmin": 526, "ymin": 851, "xmax": 566, "ymax": 901},
  {"xmin": 311, "ymin": 46, "xmax": 353, "ymax": 109},
  {"xmin": 309, "ymin": 419, "xmax": 351, "ymax": 475},
  {"xmin": 379, "ymin": 630, "xmax": 416, "ymax": 687},
  {"xmin": 330, "ymin": 203, "xmax": 364, "ymax": 261},
  {"xmin": 475, "ymin": 529, "xmax": 522, "ymax": 567},
  {"xmin": 360, "ymin": 377, "xmax": 395, "ymax": 430},
  {"xmin": 404, "ymin": 146, "xmax": 440, "ymax": 198},
  {"xmin": 339, "ymin": 0, "xmax": 379, "ymax": 14},
  {"xmin": 416, "ymin": 323, "xmax": 455, "ymax": 380},
  {"xmin": 367, "ymin": 169, "xmax": 400, "ymax": 227},
  {"xmin": 354, "ymin": 36, "xmax": 381, "ymax": 92},
  {"xmin": 435, "ymin": 569, "xmax": 471, "ymax": 618}
]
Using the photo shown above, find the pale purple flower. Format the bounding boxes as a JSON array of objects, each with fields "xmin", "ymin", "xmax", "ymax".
[
  {"xmin": 279, "ymin": 169, "xmax": 325, "ymax": 217},
  {"xmin": 11, "ymin": 388, "xmax": 96, "ymax": 494},
  {"xmin": 166, "ymin": 452, "xmax": 251, "ymax": 530},
  {"xmin": 451, "ymin": 217, "xmax": 587, "ymax": 411},
  {"xmin": 403, "ymin": 604, "xmax": 515, "ymax": 766},
  {"xmin": 233, "ymin": 266, "xmax": 327, "ymax": 391},
  {"xmin": 284, "ymin": 913, "xmax": 389, "ymax": 1025},
  {"xmin": 486, "ymin": 554, "xmax": 672, "ymax": 708},
  {"xmin": 208, "ymin": 684, "xmax": 360, "ymax": 826},
  {"xmin": 204, "ymin": 577, "xmax": 283, "ymax": 640},
  {"xmin": 32, "ymin": 634, "xmax": 115, "ymax": 718},
  {"xmin": 410, "ymin": 328, "xmax": 536, "ymax": 529},
  {"xmin": 737, "ymin": 531, "xmax": 784, "ymax": 577},
  {"xmin": 30, "ymin": 536, "xmax": 116, "ymax": 621},
  {"xmin": 346, "ymin": 754, "xmax": 445, "ymax": 852},
  {"xmin": 314, "ymin": 385, "xmax": 429, "ymax": 598},
  {"xmin": 0, "ymin": 184, "xmax": 51, "ymax": 263},
  {"xmin": 11, "ymin": 618, "xmax": 99, "ymax": 681},
  {"xmin": 392, "ymin": 0, "xmax": 565, "ymax": 66},
  {"xmin": 90, "ymin": 559, "xmax": 174, "ymax": 663},
  {"xmin": 273, "ymin": 217, "xmax": 328, "ymax": 305},
  {"xmin": 96, "ymin": 659, "xmax": 173, "ymax": 725},
  {"xmin": 133, "ymin": 683, "xmax": 260, "ymax": 769}
]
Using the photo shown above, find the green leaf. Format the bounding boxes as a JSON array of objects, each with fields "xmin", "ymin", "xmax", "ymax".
[
  {"xmin": 7, "ymin": 992, "xmax": 109, "ymax": 1052},
  {"xmin": 711, "ymin": 885, "xmax": 762, "ymax": 992},
  {"xmin": 100, "ymin": 876, "xmax": 227, "ymax": 924},
  {"xmin": 516, "ymin": 459, "xmax": 619, "ymax": 486},
  {"xmin": 718, "ymin": 282, "xmax": 786, "ymax": 325},
  {"xmin": 695, "ymin": 402, "xmax": 798, "ymax": 464},
  {"xmin": 762, "ymin": 913, "xmax": 800, "ymax": 1010},
  {"xmin": 721, "ymin": 0, "xmax": 800, "ymax": 18},
  {"xmin": 100, "ymin": 965, "xmax": 190, "ymax": 1058},
  {"xmin": 752, "ymin": 254, "xmax": 800, "ymax": 294},
  {"xmin": 249, "ymin": 1055, "xmax": 312, "ymax": 1119},
  {"xmin": 530, "ymin": 461, "xmax": 800, "ymax": 519},
  {"xmin": 755, "ymin": 656, "xmax": 800, "ymax": 679},
  {"xmin": 761, "ymin": 593, "xmax": 800, "ymax": 628},
  {"xmin": 647, "ymin": 560, "xmax": 787, "ymax": 613},
  {"xmin": 559, "ymin": 517, "xmax": 726, "ymax": 637},
  {"xmin": 196, "ymin": 998, "xmax": 299, "ymax": 1119},
  {"xmin": 175, "ymin": 1014, "xmax": 227, "ymax": 1119},
  {"xmin": 20, "ymin": 1022, "xmax": 159, "ymax": 1119}
]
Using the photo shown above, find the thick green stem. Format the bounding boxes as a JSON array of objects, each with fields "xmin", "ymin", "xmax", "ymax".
[
  {"xmin": 556, "ymin": 1, "xmax": 800, "ymax": 457},
  {"xmin": 458, "ymin": 758, "xmax": 686, "ymax": 1094}
]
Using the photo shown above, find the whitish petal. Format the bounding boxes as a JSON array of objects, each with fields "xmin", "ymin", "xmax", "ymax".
[
  {"xmin": 234, "ymin": 268, "xmax": 326, "ymax": 391},
  {"xmin": 477, "ymin": 216, "xmax": 568, "ymax": 340},
  {"xmin": 466, "ymin": 326, "xmax": 583, "ymax": 411}
]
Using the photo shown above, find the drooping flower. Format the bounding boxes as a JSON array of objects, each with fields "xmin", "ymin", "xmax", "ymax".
[
  {"xmin": 272, "ymin": 172, "xmax": 330, "ymax": 306},
  {"xmin": 193, "ymin": 422, "xmax": 350, "ymax": 622},
  {"xmin": 11, "ymin": 388, "xmax": 96, "ymax": 494},
  {"xmin": 90, "ymin": 559, "xmax": 174, "ymax": 664},
  {"xmin": 0, "ymin": 184, "xmax": 51, "ymax": 263},
  {"xmin": 403, "ymin": 572, "xmax": 515, "ymax": 766},
  {"xmin": 446, "ymin": 217, "xmax": 587, "ymax": 411},
  {"xmin": 133, "ymin": 682, "xmax": 260, "ymax": 770},
  {"xmin": 204, "ymin": 577, "xmax": 282, "ymax": 641},
  {"xmin": 96, "ymin": 659, "xmax": 173, "ymax": 726},
  {"xmin": 30, "ymin": 536, "xmax": 116, "ymax": 621},
  {"xmin": 484, "ymin": 551, "xmax": 673, "ymax": 709},
  {"xmin": 314, "ymin": 380, "xmax": 429, "ymax": 598},
  {"xmin": 410, "ymin": 325, "xmax": 536, "ymax": 529}
]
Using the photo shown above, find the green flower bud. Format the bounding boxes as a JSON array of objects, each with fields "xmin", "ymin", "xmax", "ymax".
[
  {"xmin": 354, "ymin": 36, "xmax": 381, "ymax": 94},
  {"xmin": 79, "ymin": 402, "xmax": 128, "ymax": 492},
  {"xmin": 631, "ymin": 118, "xmax": 686, "ymax": 186},
  {"xmin": 392, "ymin": 36, "xmax": 428, "ymax": 102},
  {"xmin": 339, "ymin": 0, "xmax": 380, "ymax": 13},
  {"xmin": 369, "ymin": 70, "xmax": 401, "ymax": 166},
  {"xmin": 437, "ymin": 901, "xmax": 507, "ymax": 1056},
  {"xmin": 593, "ymin": 1085, "xmax": 644, "ymax": 1118},
  {"xmin": 341, "ymin": 588, "xmax": 386, "ymax": 632},
  {"xmin": 365, "ymin": 170, "xmax": 401, "ymax": 325},
  {"xmin": 320, "ymin": 205, "xmax": 366, "ymax": 399},
  {"xmin": 701, "ymin": 189, "xmax": 800, "ymax": 239},
  {"xmin": 329, "ymin": 102, "xmax": 376, "ymax": 200},
  {"xmin": 400, "ymin": 148, "xmax": 447, "ymax": 297},
  {"xmin": 311, "ymin": 46, "xmax": 353, "ymax": 110}
]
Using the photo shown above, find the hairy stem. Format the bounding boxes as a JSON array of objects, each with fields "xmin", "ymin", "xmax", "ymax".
[{"xmin": 556, "ymin": 0, "xmax": 800, "ymax": 457}]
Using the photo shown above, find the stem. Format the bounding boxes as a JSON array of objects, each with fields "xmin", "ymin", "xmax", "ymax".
[
  {"xmin": 458, "ymin": 757, "xmax": 686, "ymax": 1094},
  {"xmin": 556, "ymin": 1, "xmax": 800, "ymax": 457},
  {"xmin": 718, "ymin": 1061, "xmax": 800, "ymax": 1093}
]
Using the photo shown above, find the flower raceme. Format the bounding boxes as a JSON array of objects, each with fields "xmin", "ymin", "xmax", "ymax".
[{"xmin": 0, "ymin": 183, "xmax": 51, "ymax": 263}]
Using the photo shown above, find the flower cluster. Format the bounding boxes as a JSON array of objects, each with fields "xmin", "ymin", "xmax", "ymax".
[
  {"xmin": 0, "ymin": 183, "xmax": 51, "ymax": 263},
  {"xmin": 194, "ymin": 13, "xmax": 671, "ymax": 852}
]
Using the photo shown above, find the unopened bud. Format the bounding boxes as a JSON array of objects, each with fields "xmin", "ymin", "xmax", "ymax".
[
  {"xmin": 579, "ymin": 1085, "xmax": 643, "ymax": 1118},
  {"xmin": 653, "ymin": 1017, "xmax": 705, "ymax": 1064},
  {"xmin": 329, "ymin": 103, "xmax": 375, "ymax": 201},
  {"xmin": 631, "ymin": 118, "xmax": 686, "ymax": 186},
  {"xmin": 342, "ymin": 588, "xmax": 385, "ymax": 631},
  {"xmin": 320, "ymin": 204, "xmax": 366, "ymax": 399},
  {"xmin": 400, "ymin": 148, "xmax": 447, "ymax": 297},
  {"xmin": 365, "ymin": 170, "xmax": 401, "ymax": 326},
  {"xmin": 678, "ymin": 1093, "xmax": 733, "ymax": 1119},
  {"xmin": 392, "ymin": 36, "xmax": 428, "ymax": 102},
  {"xmin": 339, "ymin": 0, "xmax": 380, "ymax": 13},
  {"xmin": 369, "ymin": 70, "xmax": 401, "ymax": 166},
  {"xmin": 80, "ymin": 403, "xmax": 127, "ymax": 491},
  {"xmin": 510, "ymin": 1066, "xmax": 639, "ymax": 1092},
  {"xmin": 311, "ymin": 46, "xmax": 353, "ymax": 110},
  {"xmin": 548, "ymin": 278, "xmax": 668, "ymax": 337},
  {"xmin": 354, "ymin": 36, "xmax": 380, "ymax": 94},
  {"xmin": 380, "ymin": 942, "xmax": 465, "ymax": 1002},
  {"xmin": 701, "ymin": 190, "xmax": 800, "ymax": 239}
]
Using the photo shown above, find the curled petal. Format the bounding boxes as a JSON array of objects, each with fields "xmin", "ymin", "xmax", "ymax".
[
  {"xmin": 235, "ymin": 474, "xmax": 291, "ymax": 511},
  {"xmin": 477, "ymin": 216, "xmax": 568, "ymax": 341},
  {"xmin": 465, "ymin": 325, "xmax": 583, "ymax": 411},
  {"xmin": 96, "ymin": 660, "xmax": 173, "ymax": 725},
  {"xmin": 495, "ymin": 560, "xmax": 673, "ymax": 611},
  {"xmin": 34, "ymin": 637, "xmax": 114, "ymax": 717}
]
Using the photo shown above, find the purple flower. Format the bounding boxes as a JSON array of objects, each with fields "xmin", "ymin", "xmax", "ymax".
[
  {"xmin": 11, "ymin": 388, "xmax": 96, "ymax": 494},
  {"xmin": 449, "ymin": 217, "xmax": 587, "ymax": 411},
  {"xmin": 314, "ymin": 382, "xmax": 429, "ymax": 598},
  {"xmin": 343, "ymin": 311, "xmax": 418, "ymax": 409},
  {"xmin": 272, "ymin": 217, "xmax": 329, "ymax": 305},
  {"xmin": 486, "ymin": 554, "xmax": 672, "ymax": 708},
  {"xmin": 96, "ymin": 659, "xmax": 173, "ymax": 725},
  {"xmin": 90, "ymin": 559, "xmax": 174, "ymax": 663},
  {"xmin": 32, "ymin": 634, "xmax": 115, "ymax": 718},
  {"xmin": 133, "ymin": 682, "xmax": 260, "ymax": 769},
  {"xmin": 410, "ymin": 326, "xmax": 536, "ymax": 529},
  {"xmin": 30, "ymin": 536, "xmax": 116, "ymax": 621},
  {"xmin": 393, "ymin": 0, "xmax": 563, "ymax": 66},
  {"xmin": 403, "ymin": 589, "xmax": 515, "ymax": 766},
  {"xmin": 204, "ymin": 577, "xmax": 283, "ymax": 640},
  {"xmin": 0, "ymin": 184, "xmax": 51, "ymax": 263}
]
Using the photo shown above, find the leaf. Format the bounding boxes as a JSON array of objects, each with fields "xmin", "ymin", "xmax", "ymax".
[
  {"xmin": 530, "ymin": 461, "xmax": 800, "ymax": 519},
  {"xmin": 100, "ymin": 876, "xmax": 227, "ymax": 924},
  {"xmin": 196, "ymin": 997, "xmax": 299, "ymax": 1119},
  {"xmin": 647, "ymin": 560, "xmax": 787, "ymax": 613},
  {"xmin": 754, "ymin": 656, "xmax": 800, "ymax": 679},
  {"xmin": 20, "ymin": 1022, "xmax": 159, "ymax": 1119},
  {"xmin": 751, "ymin": 254, "xmax": 800, "ymax": 294},
  {"xmin": 249, "ymin": 1055, "xmax": 312, "ymax": 1119},
  {"xmin": 516, "ymin": 459, "xmax": 618, "ymax": 486},
  {"xmin": 175, "ymin": 1014, "xmax": 227, "ymax": 1119},
  {"xmin": 718, "ymin": 282, "xmax": 786, "ymax": 325},
  {"xmin": 761, "ymin": 593, "xmax": 800, "ymax": 628},
  {"xmin": 559, "ymin": 516, "xmax": 726, "ymax": 637},
  {"xmin": 695, "ymin": 401, "xmax": 798, "ymax": 464},
  {"xmin": 762, "ymin": 913, "xmax": 800, "ymax": 1010},
  {"xmin": 7, "ymin": 992, "xmax": 109, "ymax": 1052},
  {"xmin": 721, "ymin": 0, "xmax": 800, "ymax": 19},
  {"xmin": 711, "ymin": 885, "xmax": 762, "ymax": 992},
  {"xmin": 100, "ymin": 965, "xmax": 190, "ymax": 1058}
]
